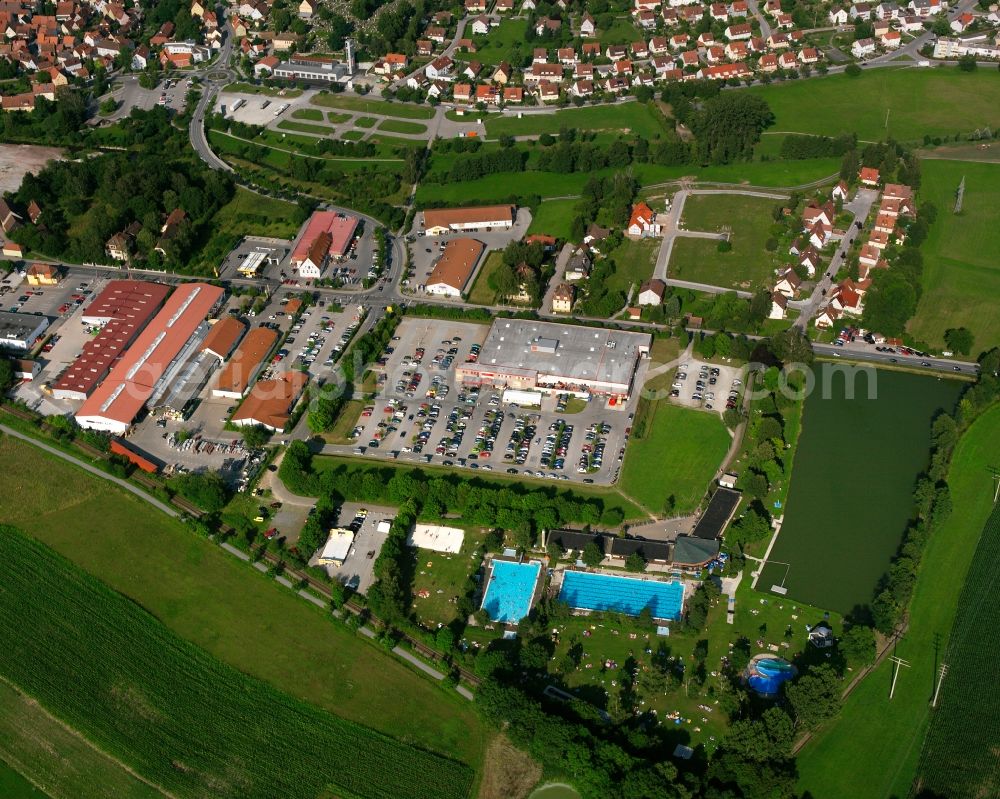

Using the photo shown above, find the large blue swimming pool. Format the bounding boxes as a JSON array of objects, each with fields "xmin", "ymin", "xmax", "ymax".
[
  {"xmin": 559, "ymin": 571, "xmax": 684, "ymax": 620},
  {"xmin": 482, "ymin": 560, "xmax": 541, "ymax": 623}
]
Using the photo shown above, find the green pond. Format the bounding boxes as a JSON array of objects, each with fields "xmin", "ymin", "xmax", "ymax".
[{"xmin": 757, "ymin": 367, "xmax": 962, "ymax": 614}]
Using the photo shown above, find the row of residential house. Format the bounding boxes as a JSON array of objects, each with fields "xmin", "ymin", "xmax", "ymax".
[
  {"xmin": 815, "ymin": 175, "xmax": 915, "ymax": 329},
  {"xmin": 0, "ymin": 0, "xmax": 146, "ymax": 110},
  {"xmin": 767, "ymin": 183, "xmax": 853, "ymax": 319},
  {"xmin": 404, "ymin": 26, "xmax": 824, "ymax": 102}
]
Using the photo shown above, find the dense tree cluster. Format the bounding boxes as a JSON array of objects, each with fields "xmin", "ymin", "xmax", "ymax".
[
  {"xmin": 691, "ymin": 94, "xmax": 774, "ymax": 164},
  {"xmin": 8, "ymin": 109, "xmax": 233, "ymax": 270},
  {"xmin": 779, "ymin": 133, "xmax": 857, "ymax": 160}
]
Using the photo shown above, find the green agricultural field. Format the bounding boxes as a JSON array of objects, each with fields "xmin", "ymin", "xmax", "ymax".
[
  {"xmin": 908, "ymin": 158, "xmax": 1000, "ymax": 350},
  {"xmin": 621, "ymin": 399, "xmax": 730, "ymax": 515},
  {"xmin": 291, "ymin": 107, "xmax": 323, "ymax": 121},
  {"xmin": 311, "ymin": 92, "xmax": 436, "ymax": 119},
  {"xmin": 456, "ymin": 18, "xmax": 528, "ymax": 65},
  {"xmin": 748, "ymin": 69, "xmax": 1000, "ymax": 142},
  {"xmin": 914, "ymin": 503, "xmax": 1000, "ymax": 798},
  {"xmin": 0, "ymin": 527, "xmax": 473, "ymax": 799},
  {"xmin": 0, "ymin": 681, "xmax": 161, "ymax": 799},
  {"xmin": 467, "ymin": 250, "xmax": 505, "ymax": 305},
  {"xmin": 797, "ymin": 402, "xmax": 1000, "ymax": 799},
  {"xmin": 310, "ymin": 455, "xmax": 647, "ymax": 521},
  {"xmin": 757, "ymin": 368, "xmax": 961, "ymax": 613},
  {"xmin": 0, "ymin": 437, "xmax": 487, "ymax": 770},
  {"xmin": 528, "ymin": 199, "xmax": 579, "ymax": 240},
  {"xmin": 485, "ymin": 103, "xmax": 668, "ymax": 139},
  {"xmin": 0, "ymin": 764, "xmax": 45, "ymax": 799},
  {"xmin": 377, "ymin": 118, "xmax": 428, "ymax": 135},
  {"xmin": 669, "ymin": 193, "xmax": 784, "ymax": 290}
]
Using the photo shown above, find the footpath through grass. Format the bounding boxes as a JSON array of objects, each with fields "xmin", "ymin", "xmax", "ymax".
[
  {"xmin": 747, "ymin": 68, "xmax": 1000, "ymax": 142},
  {"xmin": 621, "ymin": 398, "xmax": 730, "ymax": 515},
  {"xmin": 0, "ymin": 436, "xmax": 487, "ymax": 771},
  {"xmin": 908, "ymin": 158, "xmax": 1000, "ymax": 350},
  {"xmin": 796, "ymin": 403, "xmax": 1000, "ymax": 799},
  {"xmin": 0, "ymin": 527, "xmax": 474, "ymax": 799}
]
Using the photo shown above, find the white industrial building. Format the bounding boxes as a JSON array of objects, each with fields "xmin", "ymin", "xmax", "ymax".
[
  {"xmin": 317, "ymin": 528, "xmax": 355, "ymax": 566},
  {"xmin": 0, "ymin": 311, "xmax": 48, "ymax": 351}
]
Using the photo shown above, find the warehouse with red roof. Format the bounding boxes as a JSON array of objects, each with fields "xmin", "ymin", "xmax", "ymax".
[
  {"xmin": 51, "ymin": 280, "xmax": 171, "ymax": 401},
  {"xmin": 74, "ymin": 283, "xmax": 225, "ymax": 434}
]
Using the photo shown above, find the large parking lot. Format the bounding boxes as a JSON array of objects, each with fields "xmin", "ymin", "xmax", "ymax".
[
  {"xmin": 667, "ymin": 359, "xmax": 745, "ymax": 415},
  {"xmin": 333, "ymin": 318, "xmax": 640, "ymax": 485},
  {"xmin": 214, "ymin": 91, "xmax": 296, "ymax": 126}
]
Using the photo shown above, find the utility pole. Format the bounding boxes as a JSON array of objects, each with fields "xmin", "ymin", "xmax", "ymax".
[
  {"xmin": 932, "ymin": 663, "xmax": 949, "ymax": 708},
  {"xmin": 989, "ymin": 467, "xmax": 1000, "ymax": 503},
  {"xmin": 889, "ymin": 655, "xmax": 910, "ymax": 700}
]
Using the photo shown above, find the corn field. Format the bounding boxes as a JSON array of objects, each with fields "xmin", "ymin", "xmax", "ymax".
[
  {"xmin": 0, "ymin": 526, "xmax": 472, "ymax": 799},
  {"xmin": 914, "ymin": 504, "xmax": 1000, "ymax": 798}
]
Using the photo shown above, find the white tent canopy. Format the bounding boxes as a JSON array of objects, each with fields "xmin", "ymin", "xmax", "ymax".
[{"xmin": 407, "ymin": 524, "xmax": 465, "ymax": 554}]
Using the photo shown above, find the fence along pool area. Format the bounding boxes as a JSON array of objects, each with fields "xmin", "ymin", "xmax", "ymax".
[
  {"xmin": 481, "ymin": 559, "xmax": 543, "ymax": 623},
  {"xmin": 558, "ymin": 571, "xmax": 685, "ymax": 621}
]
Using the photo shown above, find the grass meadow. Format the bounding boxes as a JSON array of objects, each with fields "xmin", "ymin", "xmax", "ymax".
[
  {"xmin": 527, "ymin": 199, "xmax": 580, "ymax": 240},
  {"xmin": 748, "ymin": 68, "xmax": 1000, "ymax": 142},
  {"xmin": 0, "ymin": 437, "xmax": 487, "ymax": 771},
  {"xmin": 669, "ymin": 193, "xmax": 782, "ymax": 289},
  {"xmin": 485, "ymin": 103, "xmax": 669, "ymax": 139},
  {"xmin": 0, "ymin": 527, "xmax": 474, "ymax": 799},
  {"xmin": 796, "ymin": 402, "xmax": 1000, "ymax": 799},
  {"xmin": 908, "ymin": 158, "xmax": 1000, "ymax": 351},
  {"xmin": 620, "ymin": 399, "xmax": 730, "ymax": 515}
]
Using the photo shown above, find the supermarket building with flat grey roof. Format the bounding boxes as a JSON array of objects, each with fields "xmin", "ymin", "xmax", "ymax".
[{"xmin": 456, "ymin": 319, "xmax": 651, "ymax": 399}]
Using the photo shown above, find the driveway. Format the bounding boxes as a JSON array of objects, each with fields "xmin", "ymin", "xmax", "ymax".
[{"xmin": 793, "ymin": 187, "xmax": 878, "ymax": 330}]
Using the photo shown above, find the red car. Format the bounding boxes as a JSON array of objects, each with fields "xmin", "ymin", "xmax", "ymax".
[{"xmin": 264, "ymin": 527, "xmax": 278, "ymax": 540}]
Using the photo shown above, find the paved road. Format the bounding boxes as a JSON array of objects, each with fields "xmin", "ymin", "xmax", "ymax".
[
  {"xmin": 813, "ymin": 343, "xmax": 980, "ymax": 375},
  {"xmin": 793, "ymin": 187, "xmax": 878, "ymax": 330},
  {"xmin": 0, "ymin": 424, "xmax": 181, "ymax": 518},
  {"xmin": 190, "ymin": 22, "xmax": 237, "ymax": 173},
  {"xmin": 748, "ymin": 0, "xmax": 772, "ymax": 40}
]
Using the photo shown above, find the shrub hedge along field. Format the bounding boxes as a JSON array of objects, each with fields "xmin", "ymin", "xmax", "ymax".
[{"xmin": 0, "ymin": 526, "xmax": 473, "ymax": 799}]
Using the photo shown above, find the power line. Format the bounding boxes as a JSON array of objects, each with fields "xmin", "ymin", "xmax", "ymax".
[
  {"xmin": 889, "ymin": 655, "xmax": 910, "ymax": 700},
  {"xmin": 932, "ymin": 663, "xmax": 949, "ymax": 708}
]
